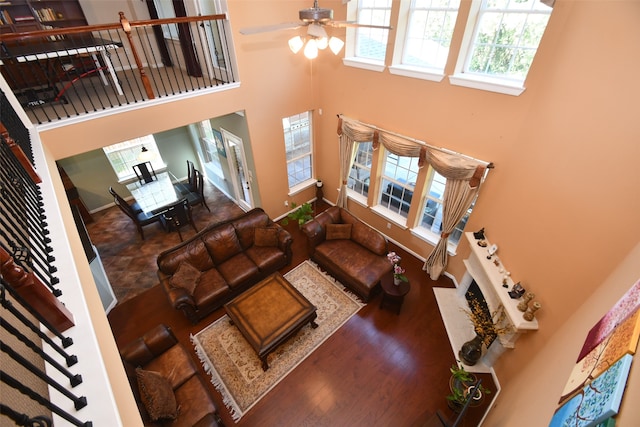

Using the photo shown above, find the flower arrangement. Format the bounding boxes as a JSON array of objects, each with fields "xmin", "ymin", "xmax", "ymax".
[
  {"xmin": 462, "ymin": 296, "xmax": 513, "ymax": 347},
  {"xmin": 387, "ymin": 252, "xmax": 408, "ymax": 283}
]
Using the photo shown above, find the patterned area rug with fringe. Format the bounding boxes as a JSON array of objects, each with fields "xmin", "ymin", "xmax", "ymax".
[{"xmin": 191, "ymin": 260, "xmax": 364, "ymax": 421}]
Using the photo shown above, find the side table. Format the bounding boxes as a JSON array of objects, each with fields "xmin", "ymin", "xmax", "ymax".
[{"xmin": 379, "ymin": 275, "xmax": 410, "ymax": 314}]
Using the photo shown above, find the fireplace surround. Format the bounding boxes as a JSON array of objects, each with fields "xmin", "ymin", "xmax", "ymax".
[{"xmin": 434, "ymin": 232, "xmax": 539, "ymax": 373}]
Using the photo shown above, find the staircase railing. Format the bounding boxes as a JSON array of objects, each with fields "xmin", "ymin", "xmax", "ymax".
[
  {"xmin": 1, "ymin": 88, "xmax": 93, "ymax": 426},
  {"xmin": 0, "ymin": 12, "xmax": 237, "ymax": 124}
]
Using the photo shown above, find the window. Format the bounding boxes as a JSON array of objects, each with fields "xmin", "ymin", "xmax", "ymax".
[
  {"xmin": 417, "ymin": 170, "xmax": 471, "ymax": 245},
  {"xmin": 391, "ymin": 0, "xmax": 461, "ymax": 80},
  {"xmin": 348, "ymin": 142, "xmax": 374, "ymax": 200},
  {"xmin": 345, "ymin": 0, "xmax": 393, "ymax": 70},
  {"xmin": 451, "ymin": 0, "xmax": 553, "ymax": 95},
  {"xmin": 283, "ymin": 112, "xmax": 313, "ymax": 189},
  {"xmin": 378, "ymin": 151, "xmax": 420, "ymax": 220},
  {"xmin": 103, "ymin": 136, "xmax": 165, "ymax": 181}
]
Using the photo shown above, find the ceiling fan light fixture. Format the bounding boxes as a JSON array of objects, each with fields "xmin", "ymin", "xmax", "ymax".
[
  {"xmin": 288, "ymin": 36, "xmax": 305, "ymax": 54},
  {"xmin": 304, "ymin": 39, "xmax": 319, "ymax": 59},
  {"xmin": 329, "ymin": 36, "xmax": 344, "ymax": 55},
  {"xmin": 316, "ymin": 37, "xmax": 328, "ymax": 50}
]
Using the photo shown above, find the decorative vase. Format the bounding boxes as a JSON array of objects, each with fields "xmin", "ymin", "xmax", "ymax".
[
  {"xmin": 517, "ymin": 292, "xmax": 535, "ymax": 312},
  {"xmin": 523, "ymin": 301, "xmax": 541, "ymax": 321},
  {"xmin": 459, "ymin": 335, "xmax": 484, "ymax": 366},
  {"xmin": 393, "ymin": 276, "xmax": 402, "ymax": 286}
]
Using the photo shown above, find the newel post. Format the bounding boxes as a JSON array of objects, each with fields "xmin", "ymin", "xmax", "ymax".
[
  {"xmin": 0, "ymin": 247, "xmax": 74, "ymax": 332},
  {"xmin": 119, "ymin": 11, "xmax": 155, "ymax": 100}
]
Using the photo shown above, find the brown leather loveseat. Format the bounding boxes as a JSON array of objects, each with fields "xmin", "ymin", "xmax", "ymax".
[
  {"xmin": 120, "ymin": 324, "xmax": 224, "ymax": 426},
  {"xmin": 157, "ymin": 208, "xmax": 293, "ymax": 323},
  {"xmin": 302, "ymin": 206, "xmax": 392, "ymax": 301}
]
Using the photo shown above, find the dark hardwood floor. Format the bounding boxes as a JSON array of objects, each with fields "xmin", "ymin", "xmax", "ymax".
[{"xmin": 93, "ymin": 182, "xmax": 495, "ymax": 426}]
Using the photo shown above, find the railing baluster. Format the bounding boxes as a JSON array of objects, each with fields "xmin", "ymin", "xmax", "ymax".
[
  {"xmin": 0, "ymin": 404, "xmax": 52, "ymax": 427},
  {"xmin": 1, "ymin": 13, "xmax": 237, "ymax": 123},
  {"xmin": 1, "ymin": 318, "xmax": 82, "ymax": 386},
  {"xmin": 1, "ymin": 342, "xmax": 88, "ymax": 410},
  {"xmin": 1, "ymin": 371, "xmax": 91, "ymax": 427}
]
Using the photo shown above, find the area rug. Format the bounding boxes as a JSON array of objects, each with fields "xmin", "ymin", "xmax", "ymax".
[{"xmin": 191, "ymin": 260, "xmax": 364, "ymax": 421}]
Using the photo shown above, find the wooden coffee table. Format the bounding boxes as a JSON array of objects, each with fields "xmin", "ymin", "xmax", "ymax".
[{"xmin": 224, "ymin": 272, "xmax": 318, "ymax": 371}]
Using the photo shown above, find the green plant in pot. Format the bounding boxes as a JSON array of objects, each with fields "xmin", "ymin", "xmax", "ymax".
[
  {"xmin": 446, "ymin": 364, "xmax": 491, "ymax": 412},
  {"xmin": 282, "ymin": 202, "xmax": 314, "ymax": 228}
]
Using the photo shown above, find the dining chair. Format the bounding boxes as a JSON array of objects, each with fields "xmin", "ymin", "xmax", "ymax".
[
  {"xmin": 108, "ymin": 186, "xmax": 143, "ymax": 214},
  {"xmin": 109, "ymin": 187, "xmax": 161, "ymax": 240},
  {"xmin": 161, "ymin": 198, "xmax": 198, "ymax": 242},
  {"xmin": 186, "ymin": 169, "xmax": 210, "ymax": 212},
  {"xmin": 186, "ymin": 160, "xmax": 196, "ymax": 191},
  {"xmin": 133, "ymin": 161, "xmax": 157, "ymax": 184}
]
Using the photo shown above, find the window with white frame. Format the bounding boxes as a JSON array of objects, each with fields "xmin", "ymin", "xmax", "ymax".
[
  {"xmin": 347, "ymin": 142, "xmax": 374, "ymax": 199},
  {"xmin": 391, "ymin": 0, "xmax": 461, "ymax": 79},
  {"xmin": 417, "ymin": 170, "xmax": 472, "ymax": 245},
  {"xmin": 103, "ymin": 136, "xmax": 165, "ymax": 180},
  {"xmin": 346, "ymin": 0, "xmax": 393, "ymax": 66},
  {"xmin": 451, "ymin": 0, "xmax": 553, "ymax": 94},
  {"xmin": 283, "ymin": 112, "xmax": 313, "ymax": 189},
  {"xmin": 378, "ymin": 151, "xmax": 420, "ymax": 219}
]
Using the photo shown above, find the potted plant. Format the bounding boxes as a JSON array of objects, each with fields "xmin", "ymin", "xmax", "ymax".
[
  {"xmin": 282, "ymin": 202, "xmax": 314, "ymax": 228},
  {"xmin": 446, "ymin": 364, "xmax": 491, "ymax": 412}
]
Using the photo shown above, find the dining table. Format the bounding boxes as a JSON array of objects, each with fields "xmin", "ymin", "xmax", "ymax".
[{"xmin": 125, "ymin": 171, "xmax": 191, "ymax": 215}]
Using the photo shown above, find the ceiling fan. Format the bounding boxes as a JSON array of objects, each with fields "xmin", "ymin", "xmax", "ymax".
[
  {"xmin": 239, "ymin": 0, "xmax": 392, "ymax": 35},
  {"xmin": 239, "ymin": 1, "xmax": 393, "ymax": 58}
]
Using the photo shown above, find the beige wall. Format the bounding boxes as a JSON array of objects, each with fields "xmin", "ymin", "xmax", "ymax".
[{"xmin": 35, "ymin": 0, "xmax": 640, "ymax": 424}]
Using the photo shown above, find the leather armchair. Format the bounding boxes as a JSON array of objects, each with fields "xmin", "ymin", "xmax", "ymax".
[{"xmin": 120, "ymin": 324, "xmax": 224, "ymax": 426}]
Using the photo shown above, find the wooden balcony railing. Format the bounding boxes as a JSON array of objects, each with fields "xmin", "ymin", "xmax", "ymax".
[{"xmin": 0, "ymin": 12, "xmax": 237, "ymax": 124}]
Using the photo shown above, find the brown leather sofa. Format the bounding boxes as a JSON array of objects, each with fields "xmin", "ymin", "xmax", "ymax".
[
  {"xmin": 302, "ymin": 206, "xmax": 392, "ymax": 301},
  {"xmin": 157, "ymin": 208, "xmax": 293, "ymax": 324},
  {"xmin": 119, "ymin": 324, "xmax": 224, "ymax": 427}
]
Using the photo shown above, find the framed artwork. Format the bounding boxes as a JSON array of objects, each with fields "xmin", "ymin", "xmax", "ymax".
[
  {"xmin": 212, "ymin": 128, "xmax": 226, "ymax": 158},
  {"xmin": 550, "ymin": 354, "xmax": 633, "ymax": 427},
  {"xmin": 577, "ymin": 279, "xmax": 640, "ymax": 362},
  {"xmin": 559, "ymin": 307, "xmax": 640, "ymax": 404}
]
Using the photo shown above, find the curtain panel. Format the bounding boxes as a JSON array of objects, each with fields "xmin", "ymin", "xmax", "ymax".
[{"xmin": 336, "ymin": 116, "xmax": 491, "ymax": 278}]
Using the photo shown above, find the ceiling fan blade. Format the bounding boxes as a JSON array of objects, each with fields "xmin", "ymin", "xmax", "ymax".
[
  {"xmin": 239, "ymin": 22, "xmax": 304, "ymax": 35},
  {"xmin": 327, "ymin": 21, "xmax": 393, "ymax": 30}
]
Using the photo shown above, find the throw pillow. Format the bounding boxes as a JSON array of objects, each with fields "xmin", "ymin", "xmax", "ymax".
[
  {"xmin": 254, "ymin": 227, "xmax": 279, "ymax": 247},
  {"xmin": 170, "ymin": 262, "xmax": 200, "ymax": 296},
  {"xmin": 136, "ymin": 368, "xmax": 178, "ymax": 421},
  {"xmin": 326, "ymin": 223, "xmax": 352, "ymax": 240}
]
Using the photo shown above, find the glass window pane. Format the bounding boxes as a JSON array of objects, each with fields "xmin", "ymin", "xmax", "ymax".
[
  {"xmin": 355, "ymin": 0, "xmax": 392, "ymax": 61},
  {"xmin": 103, "ymin": 135, "xmax": 164, "ymax": 180},
  {"xmin": 348, "ymin": 142, "xmax": 373, "ymax": 197},
  {"xmin": 378, "ymin": 151, "xmax": 419, "ymax": 218},
  {"xmin": 465, "ymin": 0, "xmax": 552, "ymax": 82},
  {"xmin": 402, "ymin": 0, "xmax": 460, "ymax": 70},
  {"xmin": 283, "ymin": 111, "xmax": 313, "ymax": 188}
]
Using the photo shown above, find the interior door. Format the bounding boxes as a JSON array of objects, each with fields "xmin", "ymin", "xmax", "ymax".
[
  {"xmin": 221, "ymin": 128, "xmax": 253, "ymax": 211},
  {"xmin": 193, "ymin": 0, "xmax": 231, "ymax": 82}
]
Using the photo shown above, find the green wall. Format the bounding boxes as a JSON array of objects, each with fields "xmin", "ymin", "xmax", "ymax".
[{"xmin": 57, "ymin": 126, "xmax": 198, "ymax": 212}]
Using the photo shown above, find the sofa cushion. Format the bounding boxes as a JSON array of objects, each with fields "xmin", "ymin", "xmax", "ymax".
[
  {"xmin": 144, "ymin": 345, "xmax": 197, "ymax": 390},
  {"xmin": 314, "ymin": 239, "xmax": 391, "ymax": 298},
  {"xmin": 193, "ymin": 269, "xmax": 230, "ymax": 308},
  {"xmin": 217, "ymin": 253, "xmax": 260, "ymax": 288},
  {"xmin": 254, "ymin": 227, "xmax": 279, "ymax": 247},
  {"xmin": 136, "ymin": 368, "xmax": 178, "ymax": 421},
  {"xmin": 157, "ymin": 238, "xmax": 214, "ymax": 275},
  {"xmin": 171, "ymin": 376, "xmax": 218, "ymax": 427},
  {"xmin": 170, "ymin": 262, "xmax": 201, "ymax": 296},
  {"xmin": 326, "ymin": 223, "xmax": 352, "ymax": 240},
  {"xmin": 203, "ymin": 223, "xmax": 243, "ymax": 264},
  {"xmin": 246, "ymin": 245, "xmax": 287, "ymax": 272},
  {"xmin": 233, "ymin": 209, "xmax": 270, "ymax": 249}
]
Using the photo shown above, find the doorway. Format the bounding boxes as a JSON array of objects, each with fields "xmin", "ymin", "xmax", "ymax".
[{"xmin": 221, "ymin": 128, "xmax": 253, "ymax": 211}]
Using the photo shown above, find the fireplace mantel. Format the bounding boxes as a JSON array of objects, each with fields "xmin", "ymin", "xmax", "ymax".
[{"xmin": 434, "ymin": 232, "xmax": 539, "ymax": 373}]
